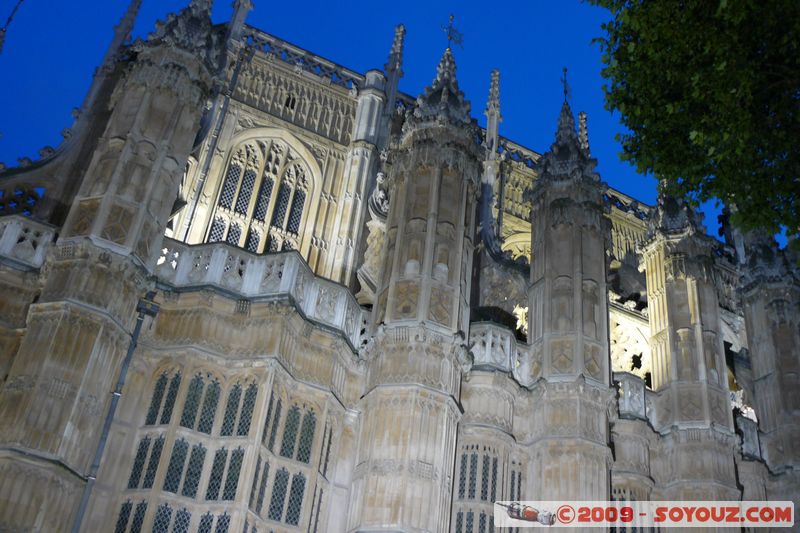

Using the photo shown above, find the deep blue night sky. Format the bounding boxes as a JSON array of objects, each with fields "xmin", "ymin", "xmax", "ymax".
[{"xmin": 0, "ymin": 0, "xmax": 725, "ymax": 236}]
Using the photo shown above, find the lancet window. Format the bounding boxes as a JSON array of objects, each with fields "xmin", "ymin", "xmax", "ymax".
[{"xmin": 208, "ymin": 140, "xmax": 311, "ymax": 253}]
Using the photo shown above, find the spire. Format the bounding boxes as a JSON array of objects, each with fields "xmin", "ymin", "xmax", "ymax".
[
  {"xmin": 406, "ymin": 47, "xmax": 471, "ymax": 129},
  {"xmin": 486, "ymin": 69, "xmax": 500, "ymax": 113},
  {"xmin": 101, "ymin": 0, "xmax": 142, "ymax": 70},
  {"xmin": 0, "ymin": 0, "xmax": 25, "ymax": 55},
  {"xmin": 484, "ymin": 70, "xmax": 502, "ymax": 156},
  {"xmin": 228, "ymin": 0, "xmax": 254, "ymax": 42},
  {"xmin": 533, "ymin": 72, "xmax": 599, "ymax": 185},
  {"xmin": 647, "ymin": 182, "xmax": 707, "ymax": 237},
  {"xmin": 385, "ymin": 23, "xmax": 405, "ymax": 74}
]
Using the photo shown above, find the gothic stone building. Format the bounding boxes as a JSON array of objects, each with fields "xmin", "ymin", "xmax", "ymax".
[{"xmin": 0, "ymin": 1, "xmax": 797, "ymax": 532}]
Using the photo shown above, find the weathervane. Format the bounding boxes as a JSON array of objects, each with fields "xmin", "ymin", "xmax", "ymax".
[
  {"xmin": 441, "ymin": 14, "xmax": 463, "ymax": 49},
  {"xmin": 561, "ymin": 67, "xmax": 571, "ymax": 102}
]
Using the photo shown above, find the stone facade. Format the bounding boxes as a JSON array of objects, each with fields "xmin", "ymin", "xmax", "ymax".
[{"xmin": 0, "ymin": 1, "xmax": 797, "ymax": 532}]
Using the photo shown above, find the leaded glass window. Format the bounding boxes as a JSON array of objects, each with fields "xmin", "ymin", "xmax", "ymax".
[
  {"xmin": 235, "ymin": 168, "xmax": 257, "ymax": 214},
  {"xmin": 209, "ymin": 218, "xmax": 226, "ymax": 242},
  {"xmin": 249, "ymin": 455, "xmax": 262, "ymax": 510},
  {"xmin": 198, "ymin": 379, "xmax": 220, "ymax": 434},
  {"xmin": 237, "ymin": 383, "xmax": 257, "ymax": 436},
  {"xmin": 285, "ymin": 472, "xmax": 306, "ymax": 526},
  {"xmin": 479, "ymin": 512, "xmax": 487, "ymax": 533},
  {"xmin": 491, "ymin": 457, "xmax": 498, "ymax": 502},
  {"xmin": 115, "ymin": 501, "xmax": 132, "ymax": 533},
  {"xmin": 128, "ymin": 436, "xmax": 150, "ymax": 489},
  {"xmin": 222, "ymin": 447, "xmax": 244, "ymax": 500},
  {"xmin": 262, "ymin": 394, "xmax": 275, "ymax": 446},
  {"xmin": 142, "ymin": 436, "xmax": 164, "ymax": 489},
  {"xmin": 173, "ymin": 509, "xmax": 191, "ymax": 533},
  {"xmin": 268, "ymin": 467, "xmax": 289, "ymax": 521},
  {"xmin": 280, "ymin": 406, "xmax": 301, "ymax": 458},
  {"xmin": 245, "ymin": 229, "xmax": 260, "ymax": 253},
  {"xmin": 255, "ymin": 460, "xmax": 270, "ymax": 515},
  {"xmin": 219, "ymin": 164, "xmax": 241, "ymax": 209},
  {"xmin": 266, "ymin": 236, "xmax": 279, "ymax": 252},
  {"xmin": 321, "ymin": 424, "xmax": 333, "ymax": 478},
  {"xmin": 253, "ymin": 177, "xmax": 273, "ymax": 222},
  {"xmin": 457, "ymin": 452, "xmax": 467, "ymax": 499},
  {"xmin": 466, "ymin": 510, "xmax": 474, "ymax": 533},
  {"xmin": 287, "ymin": 189, "xmax": 305, "ymax": 234},
  {"xmin": 220, "ymin": 384, "xmax": 242, "ymax": 436},
  {"xmin": 160, "ymin": 373, "xmax": 181, "ymax": 425},
  {"xmin": 468, "ymin": 452, "xmax": 478, "ymax": 499},
  {"xmin": 164, "ymin": 439, "xmax": 189, "ymax": 493},
  {"xmin": 145, "ymin": 374, "xmax": 167, "ymax": 425},
  {"xmin": 271, "ymin": 184, "xmax": 291, "ymax": 228},
  {"xmin": 226, "ymin": 223, "xmax": 241, "ymax": 246},
  {"xmin": 480, "ymin": 455, "xmax": 490, "ymax": 501},
  {"xmin": 152, "ymin": 503, "xmax": 172, "ymax": 533},
  {"xmin": 296, "ymin": 411, "xmax": 316, "ymax": 463},
  {"xmin": 517, "ymin": 469, "xmax": 522, "ymax": 499},
  {"xmin": 131, "ymin": 501, "xmax": 147, "ymax": 533},
  {"xmin": 267, "ymin": 399, "xmax": 282, "ymax": 451},
  {"xmin": 182, "ymin": 443, "xmax": 206, "ymax": 498},
  {"xmin": 180, "ymin": 374, "xmax": 204, "ymax": 429},
  {"xmin": 455, "ymin": 511, "xmax": 464, "ymax": 533},
  {"xmin": 209, "ymin": 141, "xmax": 310, "ymax": 254},
  {"xmin": 206, "ymin": 448, "xmax": 228, "ymax": 500},
  {"xmin": 215, "ymin": 514, "xmax": 231, "ymax": 533},
  {"xmin": 198, "ymin": 513, "xmax": 213, "ymax": 533}
]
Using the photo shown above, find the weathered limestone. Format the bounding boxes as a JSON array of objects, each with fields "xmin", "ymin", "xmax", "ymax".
[
  {"xmin": 0, "ymin": 2, "xmax": 797, "ymax": 531},
  {"xmin": 349, "ymin": 47, "xmax": 480, "ymax": 532},
  {"xmin": 0, "ymin": 2, "xmax": 215, "ymax": 529},
  {"xmin": 525, "ymin": 100, "xmax": 615, "ymax": 502},
  {"xmin": 639, "ymin": 193, "xmax": 739, "ymax": 500}
]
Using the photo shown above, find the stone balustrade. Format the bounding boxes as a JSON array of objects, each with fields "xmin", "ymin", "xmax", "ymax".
[
  {"xmin": 0, "ymin": 215, "xmax": 56, "ymax": 270},
  {"xmin": 156, "ymin": 238, "xmax": 368, "ymax": 350}
]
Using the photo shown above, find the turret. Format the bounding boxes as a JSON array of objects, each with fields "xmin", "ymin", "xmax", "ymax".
[
  {"xmin": 0, "ymin": 2, "xmax": 218, "ymax": 530},
  {"xmin": 638, "ymin": 188, "xmax": 739, "ymax": 499},
  {"xmin": 525, "ymin": 89, "xmax": 615, "ymax": 502},
  {"xmin": 350, "ymin": 46, "xmax": 480, "ymax": 532}
]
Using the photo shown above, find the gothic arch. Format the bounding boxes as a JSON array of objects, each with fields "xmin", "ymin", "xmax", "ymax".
[{"xmin": 214, "ymin": 128, "xmax": 322, "ymax": 258}]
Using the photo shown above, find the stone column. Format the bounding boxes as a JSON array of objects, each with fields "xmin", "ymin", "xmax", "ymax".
[
  {"xmin": 0, "ymin": 3, "xmax": 214, "ymax": 530},
  {"xmin": 525, "ymin": 101, "xmax": 615, "ymax": 502}
]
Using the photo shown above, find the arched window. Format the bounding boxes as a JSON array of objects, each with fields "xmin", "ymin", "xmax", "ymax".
[
  {"xmin": 180, "ymin": 374, "xmax": 221, "ymax": 434},
  {"xmin": 207, "ymin": 140, "xmax": 311, "ymax": 253},
  {"xmin": 280, "ymin": 406, "xmax": 301, "ymax": 458},
  {"xmin": 145, "ymin": 371, "xmax": 181, "ymax": 426},
  {"xmin": 296, "ymin": 411, "xmax": 316, "ymax": 464},
  {"xmin": 152, "ymin": 503, "xmax": 172, "ymax": 533},
  {"xmin": 268, "ymin": 467, "xmax": 290, "ymax": 521},
  {"xmin": 164, "ymin": 439, "xmax": 189, "ymax": 493},
  {"xmin": 173, "ymin": 509, "xmax": 191, "ymax": 533},
  {"xmin": 183, "ymin": 444, "xmax": 206, "ymax": 498},
  {"xmin": 222, "ymin": 447, "xmax": 245, "ymax": 500},
  {"xmin": 286, "ymin": 472, "xmax": 306, "ymax": 526}
]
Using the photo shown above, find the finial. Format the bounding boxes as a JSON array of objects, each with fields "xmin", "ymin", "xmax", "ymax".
[
  {"xmin": 487, "ymin": 69, "xmax": 500, "ymax": 112},
  {"xmin": 385, "ymin": 23, "xmax": 405, "ymax": 73},
  {"xmin": 578, "ymin": 111, "xmax": 590, "ymax": 154},
  {"xmin": 228, "ymin": 0, "xmax": 254, "ymax": 42},
  {"xmin": 561, "ymin": 66, "xmax": 570, "ymax": 102},
  {"xmin": 441, "ymin": 14, "xmax": 463, "ymax": 49},
  {"xmin": 0, "ymin": 0, "xmax": 25, "ymax": 55}
]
